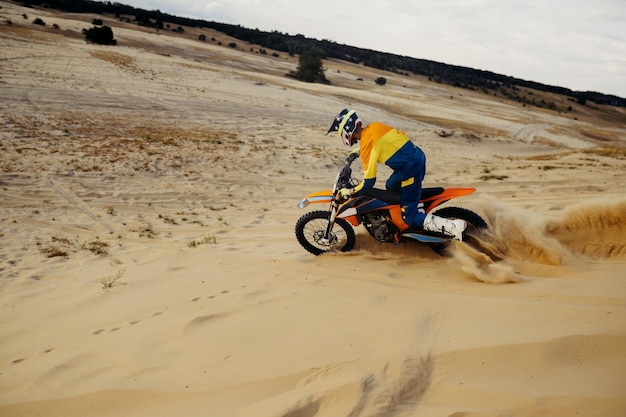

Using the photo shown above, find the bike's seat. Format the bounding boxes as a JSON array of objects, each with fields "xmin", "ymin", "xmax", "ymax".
[{"xmin": 363, "ymin": 187, "xmax": 445, "ymax": 205}]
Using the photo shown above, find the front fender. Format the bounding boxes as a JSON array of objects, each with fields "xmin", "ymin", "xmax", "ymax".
[{"xmin": 297, "ymin": 190, "xmax": 333, "ymax": 208}]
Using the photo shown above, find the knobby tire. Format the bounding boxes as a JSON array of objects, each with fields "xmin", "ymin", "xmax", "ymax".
[{"xmin": 295, "ymin": 210, "xmax": 356, "ymax": 255}]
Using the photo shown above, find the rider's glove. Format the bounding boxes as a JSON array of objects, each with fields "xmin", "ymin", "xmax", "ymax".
[
  {"xmin": 345, "ymin": 149, "xmax": 360, "ymax": 164},
  {"xmin": 339, "ymin": 187, "xmax": 353, "ymax": 198}
]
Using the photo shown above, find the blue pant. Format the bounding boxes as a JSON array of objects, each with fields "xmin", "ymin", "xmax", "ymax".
[{"xmin": 385, "ymin": 146, "xmax": 426, "ymax": 228}]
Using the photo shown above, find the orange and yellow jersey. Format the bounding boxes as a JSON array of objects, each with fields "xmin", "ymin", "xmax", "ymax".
[{"xmin": 353, "ymin": 122, "xmax": 415, "ymax": 192}]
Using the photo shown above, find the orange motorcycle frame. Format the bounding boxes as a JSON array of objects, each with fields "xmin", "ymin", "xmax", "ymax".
[{"xmin": 298, "ymin": 187, "xmax": 476, "ymax": 230}]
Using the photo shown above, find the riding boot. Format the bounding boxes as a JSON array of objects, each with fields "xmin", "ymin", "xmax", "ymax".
[{"xmin": 422, "ymin": 213, "xmax": 467, "ymax": 241}]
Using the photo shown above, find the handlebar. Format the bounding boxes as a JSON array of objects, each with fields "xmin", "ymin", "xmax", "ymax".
[
  {"xmin": 345, "ymin": 152, "xmax": 359, "ymax": 165},
  {"xmin": 332, "ymin": 152, "xmax": 359, "ymax": 202}
]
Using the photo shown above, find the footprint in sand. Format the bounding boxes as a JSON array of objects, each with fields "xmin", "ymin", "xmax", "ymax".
[
  {"xmin": 183, "ymin": 313, "xmax": 227, "ymax": 333},
  {"xmin": 191, "ymin": 289, "xmax": 231, "ymax": 303},
  {"xmin": 11, "ymin": 347, "xmax": 56, "ymax": 363},
  {"xmin": 92, "ymin": 320, "xmax": 142, "ymax": 335},
  {"xmin": 248, "ymin": 213, "xmax": 266, "ymax": 226}
]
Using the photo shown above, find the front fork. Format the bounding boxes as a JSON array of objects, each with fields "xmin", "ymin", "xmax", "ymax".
[{"xmin": 323, "ymin": 196, "xmax": 341, "ymax": 243}]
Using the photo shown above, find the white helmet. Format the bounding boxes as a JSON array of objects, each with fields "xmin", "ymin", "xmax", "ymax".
[{"xmin": 326, "ymin": 108, "xmax": 362, "ymax": 146}]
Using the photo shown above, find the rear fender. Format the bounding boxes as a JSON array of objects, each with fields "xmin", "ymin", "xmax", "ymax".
[{"xmin": 423, "ymin": 187, "xmax": 475, "ymax": 212}]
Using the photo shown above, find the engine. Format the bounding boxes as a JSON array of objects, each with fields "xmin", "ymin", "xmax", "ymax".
[{"xmin": 362, "ymin": 211, "xmax": 398, "ymax": 243}]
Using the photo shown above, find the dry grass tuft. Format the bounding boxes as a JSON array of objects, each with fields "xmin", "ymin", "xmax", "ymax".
[
  {"xmin": 101, "ymin": 268, "xmax": 126, "ymax": 289},
  {"xmin": 581, "ymin": 147, "xmax": 626, "ymax": 159},
  {"xmin": 90, "ymin": 51, "xmax": 135, "ymax": 68}
]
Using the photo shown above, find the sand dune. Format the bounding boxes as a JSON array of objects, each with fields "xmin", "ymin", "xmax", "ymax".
[{"xmin": 1, "ymin": 2, "xmax": 625, "ymax": 416}]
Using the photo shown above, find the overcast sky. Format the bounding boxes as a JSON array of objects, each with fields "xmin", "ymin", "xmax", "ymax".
[{"xmin": 119, "ymin": 0, "xmax": 626, "ymax": 98}]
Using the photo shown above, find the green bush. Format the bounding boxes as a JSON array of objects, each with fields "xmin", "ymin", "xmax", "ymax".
[
  {"xmin": 289, "ymin": 49, "xmax": 328, "ymax": 84},
  {"xmin": 83, "ymin": 25, "xmax": 117, "ymax": 45},
  {"xmin": 375, "ymin": 76, "xmax": 387, "ymax": 86}
]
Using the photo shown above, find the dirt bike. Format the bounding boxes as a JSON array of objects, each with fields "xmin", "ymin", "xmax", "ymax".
[{"xmin": 295, "ymin": 153, "xmax": 488, "ymax": 256}]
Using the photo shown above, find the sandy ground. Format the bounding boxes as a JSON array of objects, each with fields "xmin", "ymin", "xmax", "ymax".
[{"xmin": 1, "ymin": 2, "xmax": 626, "ymax": 416}]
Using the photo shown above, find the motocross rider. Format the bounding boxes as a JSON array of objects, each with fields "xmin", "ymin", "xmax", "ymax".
[{"xmin": 327, "ymin": 108, "xmax": 467, "ymax": 241}]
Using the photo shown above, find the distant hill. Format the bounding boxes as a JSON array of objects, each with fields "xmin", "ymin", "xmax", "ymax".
[{"xmin": 13, "ymin": 0, "xmax": 626, "ymax": 109}]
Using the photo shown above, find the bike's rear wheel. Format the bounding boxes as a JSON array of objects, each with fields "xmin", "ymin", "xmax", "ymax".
[
  {"xmin": 429, "ymin": 206, "xmax": 488, "ymax": 256},
  {"xmin": 295, "ymin": 210, "xmax": 356, "ymax": 255}
]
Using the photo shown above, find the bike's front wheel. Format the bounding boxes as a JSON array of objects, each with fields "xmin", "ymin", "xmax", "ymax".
[{"xmin": 295, "ymin": 210, "xmax": 356, "ymax": 255}]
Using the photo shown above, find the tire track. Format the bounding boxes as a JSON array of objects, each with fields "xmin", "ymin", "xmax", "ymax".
[
  {"xmin": 514, "ymin": 123, "xmax": 549, "ymax": 143},
  {"xmin": 1, "ymin": 136, "xmax": 115, "ymax": 234},
  {"xmin": 45, "ymin": 177, "xmax": 115, "ymax": 234}
]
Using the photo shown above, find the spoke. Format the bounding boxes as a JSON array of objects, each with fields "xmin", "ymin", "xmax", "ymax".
[{"xmin": 304, "ymin": 220, "xmax": 348, "ymax": 251}]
